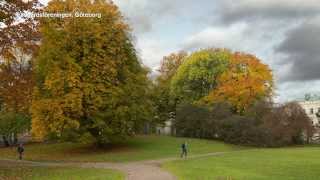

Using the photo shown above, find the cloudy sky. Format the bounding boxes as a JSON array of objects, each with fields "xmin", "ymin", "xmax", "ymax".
[{"xmin": 40, "ymin": 0, "xmax": 320, "ymax": 102}]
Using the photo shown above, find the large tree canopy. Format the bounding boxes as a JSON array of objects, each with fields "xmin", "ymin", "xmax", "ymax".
[
  {"xmin": 31, "ymin": 0, "xmax": 152, "ymax": 144},
  {"xmin": 170, "ymin": 48, "xmax": 273, "ymax": 113},
  {"xmin": 0, "ymin": 0, "xmax": 41, "ymax": 58},
  {"xmin": 170, "ymin": 49, "xmax": 231, "ymax": 103},
  {"xmin": 204, "ymin": 52, "xmax": 273, "ymax": 113}
]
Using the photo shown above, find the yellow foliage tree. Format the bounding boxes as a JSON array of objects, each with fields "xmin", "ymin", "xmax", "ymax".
[{"xmin": 31, "ymin": 0, "xmax": 152, "ymax": 144}]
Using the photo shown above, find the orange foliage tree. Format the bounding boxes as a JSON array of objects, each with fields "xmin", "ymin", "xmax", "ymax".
[
  {"xmin": 203, "ymin": 52, "xmax": 273, "ymax": 113},
  {"xmin": 158, "ymin": 51, "xmax": 188, "ymax": 83}
]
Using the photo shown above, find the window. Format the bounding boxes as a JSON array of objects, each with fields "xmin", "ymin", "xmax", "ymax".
[{"xmin": 310, "ymin": 108, "xmax": 314, "ymax": 114}]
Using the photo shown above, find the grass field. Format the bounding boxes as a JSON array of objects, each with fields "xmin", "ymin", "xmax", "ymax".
[
  {"xmin": 1, "ymin": 136, "xmax": 320, "ymax": 179},
  {"xmin": 0, "ymin": 163, "xmax": 124, "ymax": 180},
  {"xmin": 163, "ymin": 147, "xmax": 320, "ymax": 180},
  {"xmin": 0, "ymin": 135, "xmax": 245, "ymax": 162}
]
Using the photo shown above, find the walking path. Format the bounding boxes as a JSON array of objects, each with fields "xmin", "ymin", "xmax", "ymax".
[{"xmin": 0, "ymin": 150, "xmax": 249, "ymax": 180}]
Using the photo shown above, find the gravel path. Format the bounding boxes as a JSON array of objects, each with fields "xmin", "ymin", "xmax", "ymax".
[
  {"xmin": 0, "ymin": 158, "xmax": 176, "ymax": 180},
  {"xmin": 0, "ymin": 150, "xmax": 249, "ymax": 180},
  {"xmin": 78, "ymin": 162, "xmax": 176, "ymax": 180}
]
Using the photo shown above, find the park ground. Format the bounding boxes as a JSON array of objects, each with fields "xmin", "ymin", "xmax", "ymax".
[
  {"xmin": 0, "ymin": 135, "xmax": 320, "ymax": 180},
  {"xmin": 0, "ymin": 162, "xmax": 124, "ymax": 180}
]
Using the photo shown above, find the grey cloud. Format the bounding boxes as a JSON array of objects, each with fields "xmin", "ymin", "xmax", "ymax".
[
  {"xmin": 218, "ymin": 0, "xmax": 320, "ymax": 24},
  {"xmin": 115, "ymin": 0, "xmax": 180, "ymax": 33},
  {"xmin": 125, "ymin": 14, "xmax": 152, "ymax": 34},
  {"xmin": 115, "ymin": 0, "xmax": 214, "ymax": 34},
  {"xmin": 212, "ymin": 0, "xmax": 320, "ymax": 84},
  {"xmin": 276, "ymin": 21, "xmax": 320, "ymax": 82},
  {"xmin": 276, "ymin": 80, "xmax": 320, "ymax": 102}
]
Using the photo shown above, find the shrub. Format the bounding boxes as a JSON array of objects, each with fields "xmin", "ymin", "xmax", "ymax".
[
  {"xmin": 175, "ymin": 104, "xmax": 212, "ymax": 138},
  {"xmin": 174, "ymin": 101, "xmax": 314, "ymax": 147},
  {"xmin": 261, "ymin": 102, "xmax": 314, "ymax": 146},
  {"xmin": 0, "ymin": 112, "xmax": 30, "ymax": 146}
]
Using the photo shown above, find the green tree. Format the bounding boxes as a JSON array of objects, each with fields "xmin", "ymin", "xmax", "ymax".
[
  {"xmin": 0, "ymin": 112, "xmax": 30, "ymax": 146},
  {"xmin": 31, "ymin": 0, "xmax": 152, "ymax": 145},
  {"xmin": 171, "ymin": 49, "xmax": 231, "ymax": 103},
  {"xmin": 153, "ymin": 51, "xmax": 187, "ymax": 125}
]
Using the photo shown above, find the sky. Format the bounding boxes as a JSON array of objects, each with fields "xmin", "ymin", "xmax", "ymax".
[{"xmin": 40, "ymin": 0, "xmax": 320, "ymax": 102}]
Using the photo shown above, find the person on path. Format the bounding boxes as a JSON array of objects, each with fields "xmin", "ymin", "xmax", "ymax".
[
  {"xmin": 181, "ymin": 141, "xmax": 187, "ymax": 158},
  {"xmin": 17, "ymin": 144, "xmax": 24, "ymax": 160}
]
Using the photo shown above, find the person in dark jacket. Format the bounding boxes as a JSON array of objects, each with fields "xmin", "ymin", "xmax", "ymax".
[
  {"xmin": 180, "ymin": 141, "xmax": 188, "ymax": 158},
  {"xmin": 17, "ymin": 144, "xmax": 24, "ymax": 160}
]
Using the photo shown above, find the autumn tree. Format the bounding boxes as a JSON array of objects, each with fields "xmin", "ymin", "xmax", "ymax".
[
  {"xmin": 260, "ymin": 102, "xmax": 314, "ymax": 146},
  {"xmin": 153, "ymin": 51, "xmax": 187, "ymax": 124},
  {"xmin": 0, "ymin": 0, "xmax": 39, "ymax": 145},
  {"xmin": 158, "ymin": 51, "xmax": 187, "ymax": 83},
  {"xmin": 31, "ymin": 0, "xmax": 152, "ymax": 145},
  {"xmin": 0, "ymin": 49, "xmax": 33, "ymax": 145},
  {"xmin": 204, "ymin": 52, "xmax": 273, "ymax": 113},
  {"xmin": 170, "ymin": 49, "xmax": 231, "ymax": 103},
  {"xmin": 0, "ymin": 0, "xmax": 41, "ymax": 112},
  {"xmin": 0, "ymin": 0, "xmax": 41, "ymax": 57},
  {"xmin": 0, "ymin": 49, "xmax": 33, "ymax": 113}
]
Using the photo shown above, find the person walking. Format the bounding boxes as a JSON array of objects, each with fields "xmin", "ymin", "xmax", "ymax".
[
  {"xmin": 17, "ymin": 144, "xmax": 24, "ymax": 160},
  {"xmin": 181, "ymin": 141, "xmax": 188, "ymax": 158}
]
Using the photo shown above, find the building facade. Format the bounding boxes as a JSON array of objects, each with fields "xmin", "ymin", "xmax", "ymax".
[
  {"xmin": 156, "ymin": 120, "xmax": 173, "ymax": 135},
  {"xmin": 298, "ymin": 100, "xmax": 320, "ymax": 126},
  {"xmin": 298, "ymin": 100, "xmax": 320, "ymax": 140}
]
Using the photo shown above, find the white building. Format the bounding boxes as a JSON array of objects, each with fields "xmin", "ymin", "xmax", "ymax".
[
  {"xmin": 298, "ymin": 100, "xmax": 320, "ymax": 126},
  {"xmin": 156, "ymin": 120, "xmax": 173, "ymax": 135},
  {"xmin": 298, "ymin": 100, "xmax": 320, "ymax": 141}
]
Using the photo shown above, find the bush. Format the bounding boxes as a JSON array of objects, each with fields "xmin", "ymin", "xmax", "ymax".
[
  {"xmin": 260, "ymin": 102, "xmax": 314, "ymax": 146},
  {"xmin": 174, "ymin": 101, "xmax": 314, "ymax": 147},
  {"xmin": 218, "ymin": 115, "xmax": 265, "ymax": 146},
  {"xmin": 175, "ymin": 104, "xmax": 212, "ymax": 138},
  {"xmin": 0, "ymin": 112, "xmax": 30, "ymax": 146},
  {"xmin": 175, "ymin": 102, "xmax": 233, "ymax": 139}
]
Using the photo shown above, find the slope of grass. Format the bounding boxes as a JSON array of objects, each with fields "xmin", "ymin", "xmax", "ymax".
[
  {"xmin": 163, "ymin": 147, "xmax": 320, "ymax": 180},
  {"xmin": 0, "ymin": 135, "xmax": 245, "ymax": 162},
  {"xmin": 0, "ymin": 164, "xmax": 124, "ymax": 180}
]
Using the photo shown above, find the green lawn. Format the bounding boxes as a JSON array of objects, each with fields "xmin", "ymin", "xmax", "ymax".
[
  {"xmin": 0, "ymin": 135, "xmax": 244, "ymax": 162},
  {"xmin": 0, "ymin": 164, "xmax": 123, "ymax": 180},
  {"xmin": 163, "ymin": 147, "xmax": 320, "ymax": 180}
]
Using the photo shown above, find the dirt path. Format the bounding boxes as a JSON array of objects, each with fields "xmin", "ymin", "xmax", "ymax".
[
  {"xmin": 0, "ymin": 158, "xmax": 176, "ymax": 180},
  {"xmin": 78, "ymin": 162, "xmax": 176, "ymax": 180},
  {"xmin": 0, "ymin": 150, "xmax": 249, "ymax": 180}
]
